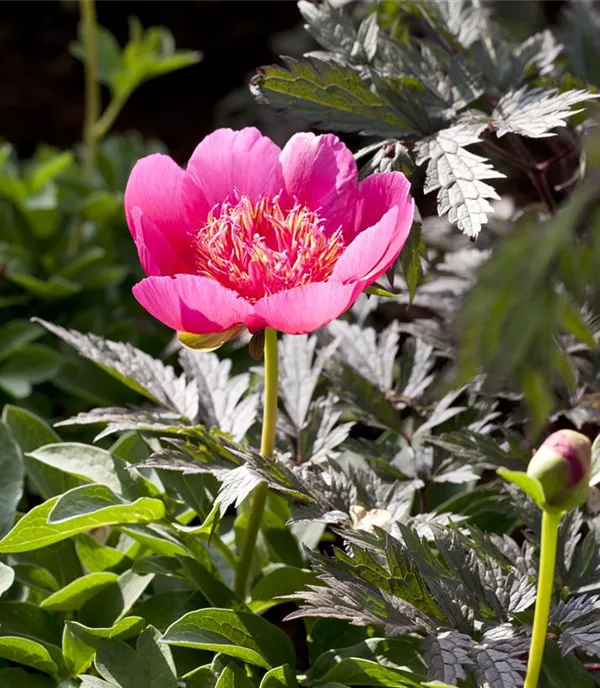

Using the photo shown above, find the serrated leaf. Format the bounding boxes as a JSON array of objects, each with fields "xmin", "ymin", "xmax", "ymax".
[
  {"xmin": 329, "ymin": 320, "xmax": 399, "ymax": 391},
  {"xmin": 251, "ymin": 56, "xmax": 414, "ymax": 137},
  {"xmin": 423, "ymin": 631, "xmax": 472, "ymax": 685},
  {"xmin": 558, "ymin": 617, "xmax": 600, "ymax": 657},
  {"xmin": 180, "ymin": 349, "xmax": 258, "ymax": 440},
  {"xmin": 299, "ymin": 0, "xmax": 365, "ymax": 63},
  {"xmin": 473, "ymin": 626, "xmax": 528, "ymax": 688},
  {"xmin": 415, "ymin": 119, "xmax": 505, "ymax": 238},
  {"xmin": 55, "ymin": 407, "xmax": 185, "ymax": 441},
  {"xmin": 279, "ymin": 334, "xmax": 338, "ymax": 432},
  {"xmin": 35, "ymin": 319, "xmax": 199, "ymax": 418},
  {"xmin": 492, "ymin": 87, "xmax": 598, "ymax": 139},
  {"xmin": 161, "ymin": 608, "xmax": 296, "ymax": 669}
]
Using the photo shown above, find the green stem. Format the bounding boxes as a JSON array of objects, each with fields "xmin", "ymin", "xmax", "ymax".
[
  {"xmin": 92, "ymin": 89, "xmax": 131, "ymax": 140},
  {"xmin": 80, "ymin": 0, "xmax": 100, "ymax": 178},
  {"xmin": 234, "ymin": 328, "xmax": 278, "ymax": 598},
  {"xmin": 524, "ymin": 509, "xmax": 562, "ymax": 688}
]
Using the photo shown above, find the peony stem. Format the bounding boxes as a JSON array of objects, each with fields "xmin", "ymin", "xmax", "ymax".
[
  {"xmin": 80, "ymin": 0, "xmax": 101, "ymax": 178},
  {"xmin": 234, "ymin": 328, "xmax": 278, "ymax": 598},
  {"xmin": 523, "ymin": 509, "xmax": 562, "ymax": 688}
]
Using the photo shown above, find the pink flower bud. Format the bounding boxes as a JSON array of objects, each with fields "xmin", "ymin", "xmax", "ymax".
[{"xmin": 527, "ymin": 429, "xmax": 592, "ymax": 510}]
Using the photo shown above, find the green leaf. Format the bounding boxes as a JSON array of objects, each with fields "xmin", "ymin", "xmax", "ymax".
[
  {"xmin": 308, "ymin": 637, "xmax": 425, "ymax": 687},
  {"xmin": 260, "ymin": 665, "xmax": 298, "ymax": 688},
  {"xmin": 0, "ymin": 668, "xmax": 55, "ymax": 688},
  {"xmin": 310, "ymin": 657, "xmax": 422, "ymax": 687},
  {"xmin": 40, "ymin": 571, "xmax": 118, "ymax": 611},
  {"xmin": 70, "ymin": 25, "xmax": 122, "ymax": 85},
  {"xmin": 27, "ymin": 443, "xmax": 122, "ymax": 494},
  {"xmin": 399, "ymin": 222, "xmax": 426, "ymax": 302},
  {"xmin": 9, "ymin": 273, "xmax": 81, "ymax": 300},
  {"xmin": 76, "ymin": 533, "xmax": 131, "ymax": 573},
  {"xmin": 250, "ymin": 565, "xmax": 319, "ymax": 613},
  {"xmin": 62, "ymin": 623, "xmax": 95, "ymax": 677},
  {"xmin": 94, "ymin": 627, "xmax": 178, "ymax": 688},
  {"xmin": 161, "ymin": 608, "xmax": 296, "ymax": 670},
  {"xmin": 48, "ymin": 484, "xmax": 165, "ymax": 524},
  {"xmin": 79, "ymin": 570, "xmax": 153, "ymax": 628},
  {"xmin": 496, "ymin": 468, "xmax": 546, "ymax": 508},
  {"xmin": 0, "ymin": 321, "xmax": 44, "ymax": 363},
  {"xmin": 185, "ymin": 665, "xmax": 218, "ymax": 688},
  {"xmin": 66, "ymin": 616, "xmax": 145, "ymax": 648},
  {"xmin": 251, "ymin": 57, "xmax": 413, "ymax": 136},
  {"xmin": 0, "ymin": 344, "xmax": 63, "ymax": 398},
  {"xmin": 0, "ymin": 600, "xmax": 61, "ymax": 645},
  {"xmin": 26, "ymin": 150, "xmax": 73, "ymax": 193},
  {"xmin": 1, "ymin": 405, "xmax": 74, "ymax": 499},
  {"xmin": 120, "ymin": 523, "xmax": 190, "ymax": 558},
  {"xmin": 1, "ymin": 405, "xmax": 60, "ymax": 452},
  {"xmin": 0, "ymin": 421, "xmax": 24, "ymax": 537},
  {"xmin": 0, "ymin": 637, "xmax": 58, "ymax": 676},
  {"xmin": 216, "ymin": 662, "xmax": 256, "ymax": 688},
  {"xmin": 110, "ymin": 20, "xmax": 201, "ymax": 99},
  {"xmin": 0, "ymin": 486, "xmax": 165, "ymax": 553},
  {"xmin": 12, "ymin": 563, "xmax": 59, "ymax": 594},
  {"xmin": 136, "ymin": 626, "xmax": 178, "ymax": 688},
  {"xmin": 67, "ymin": 617, "xmax": 146, "ymax": 646},
  {"xmin": 539, "ymin": 639, "xmax": 594, "ymax": 688},
  {"xmin": 178, "ymin": 556, "xmax": 248, "ymax": 611}
]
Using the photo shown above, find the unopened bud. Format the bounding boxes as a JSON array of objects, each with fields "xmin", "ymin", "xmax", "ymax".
[{"xmin": 527, "ymin": 429, "xmax": 592, "ymax": 510}]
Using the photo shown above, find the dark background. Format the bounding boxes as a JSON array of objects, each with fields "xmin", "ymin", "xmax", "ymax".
[
  {"xmin": 0, "ymin": 0, "xmax": 571, "ymax": 164},
  {"xmin": 0, "ymin": 1, "xmax": 308, "ymax": 163}
]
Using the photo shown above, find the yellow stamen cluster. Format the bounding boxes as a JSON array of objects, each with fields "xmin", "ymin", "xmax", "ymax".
[{"xmin": 194, "ymin": 194, "xmax": 346, "ymax": 301}]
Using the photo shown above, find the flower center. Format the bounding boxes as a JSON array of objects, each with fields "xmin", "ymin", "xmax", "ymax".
[{"xmin": 193, "ymin": 194, "xmax": 346, "ymax": 301}]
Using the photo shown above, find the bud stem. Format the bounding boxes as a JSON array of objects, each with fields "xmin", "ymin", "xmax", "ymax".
[{"xmin": 523, "ymin": 509, "xmax": 562, "ymax": 688}]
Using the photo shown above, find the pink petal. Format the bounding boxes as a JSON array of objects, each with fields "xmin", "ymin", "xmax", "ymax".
[
  {"xmin": 354, "ymin": 171, "xmax": 412, "ymax": 234},
  {"xmin": 186, "ymin": 128, "xmax": 284, "ymax": 208},
  {"xmin": 130, "ymin": 207, "xmax": 195, "ymax": 276},
  {"xmin": 248, "ymin": 281, "xmax": 358, "ymax": 335},
  {"xmin": 125, "ymin": 154, "xmax": 197, "ymax": 258},
  {"xmin": 330, "ymin": 207, "xmax": 400, "ymax": 284},
  {"xmin": 280, "ymin": 133, "xmax": 358, "ymax": 238},
  {"xmin": 132, "ymin": 275, "xmax": 253, "ymax": 334}
]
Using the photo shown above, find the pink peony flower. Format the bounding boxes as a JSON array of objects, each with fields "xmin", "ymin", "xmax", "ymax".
[{"xmin": 125, "ymin": 128, "xmax": 414, "ymax": 342}]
